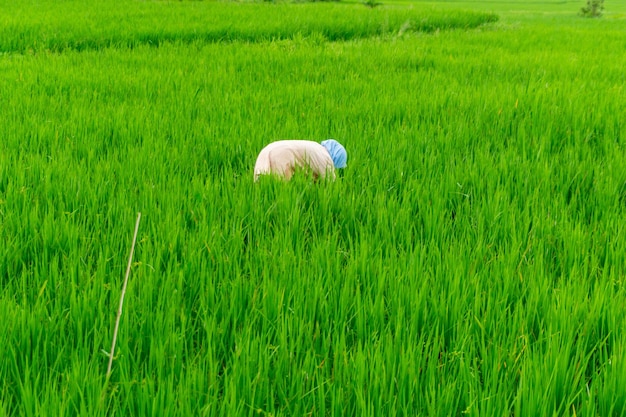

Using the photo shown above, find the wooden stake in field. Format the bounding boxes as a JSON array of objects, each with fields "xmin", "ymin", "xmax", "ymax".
[{"xmin": 106, "ymin": 212, "xmax": 142, "ymax": 380}]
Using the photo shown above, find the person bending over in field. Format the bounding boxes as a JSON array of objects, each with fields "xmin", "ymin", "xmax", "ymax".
[{"xmin": 253, "ymin": 139, "xmax": 347, "ymax": 182}]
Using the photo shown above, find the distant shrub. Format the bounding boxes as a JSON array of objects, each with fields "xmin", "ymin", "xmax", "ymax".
[
  {"xmin": 363, "ymin": 0, "xmax": 382, "ymax": 8},
  {"xmin": 580, "ymin": 0, "xmax": 604, "ymax": 17}
]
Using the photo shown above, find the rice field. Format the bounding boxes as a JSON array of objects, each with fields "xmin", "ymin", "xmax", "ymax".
[{"xmin": 1, "ymin": 0, "xmax": 626, "ymax": 415}]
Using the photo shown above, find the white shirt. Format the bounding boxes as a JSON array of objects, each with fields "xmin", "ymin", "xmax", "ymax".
[{"xmin": 254, "ymin": 140, "xmax": 336, "ymax": 181}]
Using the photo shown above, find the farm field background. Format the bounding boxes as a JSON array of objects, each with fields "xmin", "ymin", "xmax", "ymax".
[{"xmin": 1, "ymin": 0, "xmax": 626, "ymax": 415}]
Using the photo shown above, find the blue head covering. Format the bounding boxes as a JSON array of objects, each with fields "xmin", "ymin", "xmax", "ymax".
[{"xmin": 321, "ymin": 139, "xmax": 347, "ymax": 169}]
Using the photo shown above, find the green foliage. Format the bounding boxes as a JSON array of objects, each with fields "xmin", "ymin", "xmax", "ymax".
[
  {"xmin": 0, "ymin": 1, "xmax": 497, "ymax": 53},
  {"xmin": 580, "ymin": 0, "xmax": 605, "ymax": 17},
  {"xmin": 1, "ymin": 0, "xmax": 626, "ymax": 415},
  {"xmin": 363, "ymin": 0, "xmax": 383, "ymax": 9}
]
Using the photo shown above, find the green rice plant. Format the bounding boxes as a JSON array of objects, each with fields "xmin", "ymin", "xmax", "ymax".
[
  {"xmin": 1, "ymin": 0, "xmax": 626, "ymax": 415},
  {"xmin": 0, "ymin": 0, "xmax": 497, "ymax": 53}
]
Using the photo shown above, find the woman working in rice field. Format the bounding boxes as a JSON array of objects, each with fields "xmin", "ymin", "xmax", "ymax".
[{"xmin": 254, "ymin": 139, "xmax": 347, "ymax": 182}]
